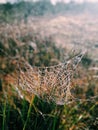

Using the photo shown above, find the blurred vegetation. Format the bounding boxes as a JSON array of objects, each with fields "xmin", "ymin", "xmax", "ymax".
[
  {"xmin": 0, "ymin": 0, "xmax": 98, "ymax": 22},
  {"xmin": 0, "ymin": 36, "xmax": 63, "ymax": 75},
  {"xmin": 0, "ymin": 33, "xmax": 98, "ymax": 130},
  {"xmin": 81, "ymin": 54, "xmax": 92, "ymax": 68},
  {"xmin": 0, "ymin": 1, "xmax": 98, "ymax": 130}
]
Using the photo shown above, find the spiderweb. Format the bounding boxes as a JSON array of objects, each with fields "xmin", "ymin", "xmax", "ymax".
[{"xmin": 16, "ymin": 50, "xmax": 87, "ymax": 105}]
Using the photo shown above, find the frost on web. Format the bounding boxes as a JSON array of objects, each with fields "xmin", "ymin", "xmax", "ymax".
[{"xmin": 16, "ymin": 51, "xmax": 86, "ymax": 105}]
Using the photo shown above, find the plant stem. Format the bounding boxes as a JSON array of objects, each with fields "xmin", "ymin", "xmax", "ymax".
[
  {"xmin": 23, "ymin": 97, "xmax": 34, "ymax": 130},
  {"xmin": 2, "ymin": 101, "xmax": 6, "ymax": 130}
]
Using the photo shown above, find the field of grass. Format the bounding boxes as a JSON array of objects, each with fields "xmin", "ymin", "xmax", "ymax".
[
  {"xmin": 0, "ymin": 23, "xmax": 98, "ymax": 129},
  {"xmin": 0, "ymin": 1, "xmax": 98, "ymax": 130}
]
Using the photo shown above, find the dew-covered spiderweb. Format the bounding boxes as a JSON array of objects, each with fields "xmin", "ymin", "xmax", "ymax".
[{"xmin": 16, "ymin": 50, "xmax": 87, "ymax": 105}]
